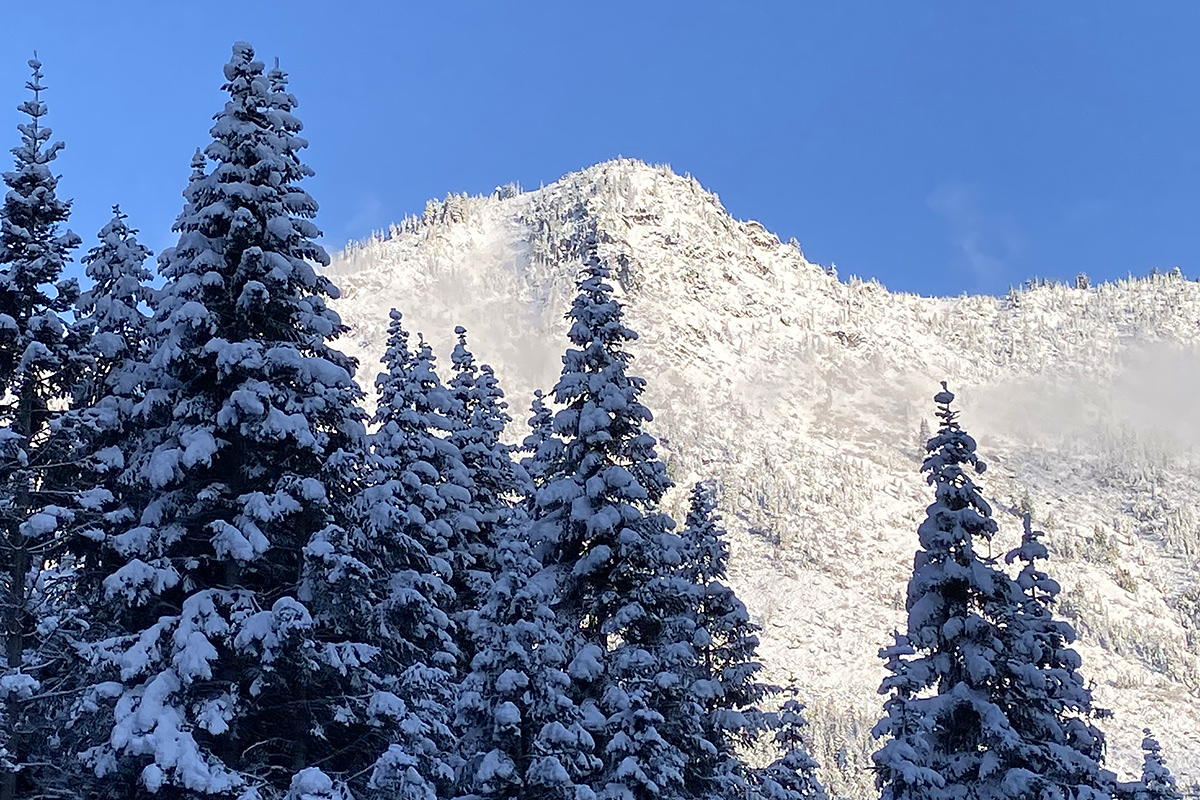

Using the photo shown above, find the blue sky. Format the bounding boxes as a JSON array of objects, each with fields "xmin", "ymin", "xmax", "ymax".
[{"xmin": 5, "ymin": 2, "xmax": 1199, "ymax": 297}]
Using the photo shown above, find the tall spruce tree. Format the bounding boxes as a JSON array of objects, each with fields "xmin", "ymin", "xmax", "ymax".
[
  {"xmin": 447, "ymin": 326, "xmax": 528, "ymax": 616},
  {"xmin": 754, "ymin": 699, "xmax": 827, "ymax": 800},
  {"xmin": 1133, "ymin": 730, "xmax": 1181, "ymax": 800},
  {"xmin": 454, "ymin": 532, "xmax": 601, "ymax": 800},
  {"xmin": 75, "ymin": 44, "xmax": 385, "ymax": 798},
  {"xmin": 997, "ymin": 514, "xmax": 1109, "ymax": 799},
  {"xmin": 532, "ymin": 235, "xmax": 699, "ymax": 800},
  {"xmin": 68, "ymin": 205, "xmax": 156, "ymax": 571},
  {"xmin": 0, "ymin": 55, "xmax": 83, "ymax": 800},
  {"xmin": 678, "ymin": 481, "xmax": 773, "ymax": 796},
  {"xmin": 873, "ymin": 384, "xmax": 1017, "ymax": 800},
  {"xmin": 53, "ymin": 208, "xmax": 158, "ymax": 793},
  {"xmin": 356, "ymin": 309, "xmax": 468, "ymax": 800},
  {"xmin": 520, "ymin": 389, "xmax": 561, "ymax": 515},
  {"xmin": 875, "ymin": 384, "xmax": 1112, "ymax": 800},
  {"xmin": 73, "ymin": 206, "xmax": 155, "ymax": 405}
]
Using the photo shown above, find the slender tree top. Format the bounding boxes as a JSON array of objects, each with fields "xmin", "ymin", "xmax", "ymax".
[{"xmin": 0, "ymin": 54, "xmax": 79, "ymax": 316}]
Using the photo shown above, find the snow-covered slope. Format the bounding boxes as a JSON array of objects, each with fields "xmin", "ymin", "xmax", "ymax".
[{"xmin": 327, "ymin": 159, "xmax": 1200, "ymax": 797}]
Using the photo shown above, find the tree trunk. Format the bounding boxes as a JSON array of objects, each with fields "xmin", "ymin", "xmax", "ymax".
[{"xmin": 1, "ymin": 386, "xmax": 33, "ymax": 800}]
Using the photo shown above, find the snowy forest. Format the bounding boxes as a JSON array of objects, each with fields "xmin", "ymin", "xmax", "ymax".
[{"xmin": 0, "ymin": 40, "xmax": 1192, "ymax": 800}]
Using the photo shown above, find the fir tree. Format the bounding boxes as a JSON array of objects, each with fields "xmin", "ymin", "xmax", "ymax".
[
  {"xmin": 532, "ymin": 235, "xmax": 691, "ymax": 800},
  {"xmin": 520, "ymin": 389, "xmax": 560, "ymax": 496},
  {"xmin": 754, "ymin": 699, "xmax": 827, "ymax": 800},
  {"xmin": 67, "ymin": 206, "xmax": 156, "ymax": 578},
  {"xmin": 356, "ymin": 308, "xmax": 469, "ymax": 800},
  {"xmin": 73, "ymin": 206, "xmax": 154, "ymax": 407},
  {"xmin": 447, "ymin": 325, "xmax": 528, "ymax": 616},
  {"xmin": 1133, "ymin": 730, "xmax": 1181, "ymax": 800},
  {"xmin": 678, "ymin": 481, "xmax": 773, "ymax": 796},
  {"xmin": 873, "ymin": 384, "xmax": 1016, "ymax": 800},
  {"xmin": 997, "ymin": 514, "xmax": 1109, "ymax": 799},
  {"xmin": 369, "ymin": 313, "xmax": 477, "ymax": 610},
  {"xmin": 0, "ymin": 55, "xmax": 83, "ymax": 800},
  {"xmin": 534, "ymin": 233, "xmax": 673, "ymax": 639},
  {"xmin": 75, "ymin": 44, "xmax": 384, "ymax": 797},
  {"xmin": 455, "ymin": 532, "xmax": 601, "ymax": 800},
  {"xmin": 875, "ymin": 384, "xmax": 1112, "ymax": 800}
]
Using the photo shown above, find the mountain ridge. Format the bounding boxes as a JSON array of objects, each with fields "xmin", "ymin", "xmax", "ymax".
[{"xmin": 326, "ymin": 158, "xmax": 1200, "ymax": 797}]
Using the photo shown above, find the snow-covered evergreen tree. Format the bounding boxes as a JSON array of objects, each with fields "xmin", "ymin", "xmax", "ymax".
[
  {"xmin": 369, "ymin": 311, "xmax": 477, "ymax": 607},
  {"xmin": 447, "ymin": 326, "xmax": 528, "ymax": 614},
  {"xmin": 74, "ymin": 44, "xmax": 389, "ymax": 797},
  {"xmin": 455, "ymin": 532, "xmax": 601, "ymax": 800},
  {"xmin": 0, "ymin": 55, "xmax": 83, "ymax": 800},
  {"xmin": 355, "ymin": 308, "xmax": 469, "ymax": 800},
  {"xmin": 67, "ymin": 206, "xmax": 156, "ymax": 581},
  {"xmin": 872, "ymin": 384, "xmax": 1018, "ymax": 800},
  {"xmin": 1133, "ymin": 730, "xmax": 1182, "ymax": 800},
  {"xmin": 520, "ymin": 389, "xmax": 560, "ymax": 495},
  {"xmin": 73, "ymin": 206, "xmax": 154, "ymax": 406},
  {"xmin": 678, "ymin": 481, "xmax": 773, "ymax": 796},
  {"xmin": 754, "ymin": 700, "xmax": 827, "ymax": 800},
  {"xmin": 996, "ymin": 513, "xmax": 1109, "ymax": 799},
  {"xmin": 532, "ymin": 235, "xmax": 695, "ymax": 800},
  {"xmin": 534, "ymin": 233, "xmax": 673, "ymax": 638}
]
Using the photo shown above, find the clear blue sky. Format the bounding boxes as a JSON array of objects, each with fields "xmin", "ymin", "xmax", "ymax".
[{"xmin": 5, "ymin": 2, "xmax": 1199, "ymax": 297}]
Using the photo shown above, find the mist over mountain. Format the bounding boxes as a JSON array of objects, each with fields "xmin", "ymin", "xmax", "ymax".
[{"xmin": 327, "ymin": 158, "xmax": 1200, "ymax": 798}]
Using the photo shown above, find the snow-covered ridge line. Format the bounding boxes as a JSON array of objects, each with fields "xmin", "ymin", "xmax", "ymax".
[{"xmin": 328, "ymin": 157, "xmax": 1200, "ymax": 797}]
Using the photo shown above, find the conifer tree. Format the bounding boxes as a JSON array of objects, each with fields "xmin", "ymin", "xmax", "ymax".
[
  {"xmin": 534, "ymin": 233, "xmax": 673, "ymax": 639},
  {"xmin": 368, "ymin": 312, "xmax": 477, "ymax": 609},
  {"xmin": 874, "ymin": 384, "xmax": 1112, "ymax": 800},
  {"xmin": 997, "ymin": 514, "xmax": 1108, "ymax": 798},
  {"xmin": 520, "ymin": 389, "xmax": 560, "ymax": 495},
  {"xmin": 447, "ymin": 326, "xmax": 528, "ymax": 613},
  {"xmin": 873, "ymin": 384, "xmax": 1016, "ymax": 800},
  {"xmin": 73, "ymin": 206, "xmax": 155, "ymax": 408},
  {"xmin": 54, "ymin": 209, "xmax": 158, "ymax": 785},
  {"xmin": 68, "ymin": 205, "xmax": 156, "ymax": 572},
  {"xmin": 754, "ymin": 700, "xmax": 827, "ymax": 800},
  {"xmin": 356, "ymin": 309, "xmax": 468, "ymax": 800},
  {"xmin": 532, "ymin": 235, "xmax": 694, "ymax": 800},
  {"xmin": 678, "ymin": 481, "xmax": 772, "ymax": 795},
  {"xmin": 0, "ymin": 55, "xmax": 83, "ymax": 800},
  {"xmin": 455, "ymin": 533, "xmax": 601, "ymax": 800},
  {"xmin": 75, "ymin": 43, "xmax": 385, "ymax": 797},
  {"xmin": 1134, "ymin": 730, "xmax": 1181, "ymax": 800}
]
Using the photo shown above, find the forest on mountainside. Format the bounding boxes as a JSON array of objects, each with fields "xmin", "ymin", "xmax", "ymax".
[{"xmin": 0, "ymin": 42, "xmax": 1191, "ymax": 800}]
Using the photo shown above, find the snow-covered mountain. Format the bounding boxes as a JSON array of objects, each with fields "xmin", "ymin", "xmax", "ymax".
[{"xmin": 326, "ymin": 158, "xmax": 1200, "ymax": 797}]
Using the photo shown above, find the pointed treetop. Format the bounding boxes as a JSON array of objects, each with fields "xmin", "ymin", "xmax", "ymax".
[{"xmin": 26, "ymin": 53, "xmax": 44, "ymax": 93}]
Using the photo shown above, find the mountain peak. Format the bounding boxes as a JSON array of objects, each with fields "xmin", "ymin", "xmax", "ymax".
[{"xmin": 327, "ymin": 162, "xmax": 1200, "ymax": 795}]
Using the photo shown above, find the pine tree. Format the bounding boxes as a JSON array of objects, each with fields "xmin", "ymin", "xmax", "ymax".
[
  {"xmin": 875, "ymin": 384, "xmax": 1113, "ymax": 800},
  {"xmin": 997, "ymin": 514, "xmax": 1109, "ymax": 799},
  {"xmin": 754, "ymin": 700, "xmax": 827, "ymax": 800},
  {"xmin": 368, "ymin": 312, "xmax": 477, "ymax": 608},
  {"xmin": 1133, "ymin": 730, "xmax": 1181, "ymax": 800},
  {"xmin": 520, "ymin": 389, "xmax": 560, "ymax": 496},
  {"xmin": 873, "ymin": 383, "xmax": 1016, "ymax": 800},
  {"xmin": 0, "ymin": 55, "xmax": 83, "ymax": 800},
  {"xmin": 73, "ymin": 206, "xmax": 154, "ymax": 407},
  {"xmin": 447, "ymin": 325, "xmax": 528, "ymax": 616},
  {"xmin": 75, "ymin": 43, "xmax": 385, "ymax": 797},
  {"xmin": 67, "ymin": 206, "xmax": 156, "ymax": 578},
  {"xmin": 355, "ymin": 309, "xmax": 471, "ymax": 800},
  {"xmin": 532, "ymin": 235, "xmax": 691, "ymax": 800},
  {"xmin": 48, "ymin": 208, "xmax": 159, "ymax": 793},
  {"xmin": 455, "ymin": 531, "xmax": 601, "ymax": 800},
  {"xmin": 534, "ymin": 233, "xmax": 673, "ymax": 639},
  {"xmin": 917, "ymin": 418, "xmax": 931, "ymax": 453},
  {"xmin": 678, "ymin": 481, "xmax": 773, "ymax": 796}
]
